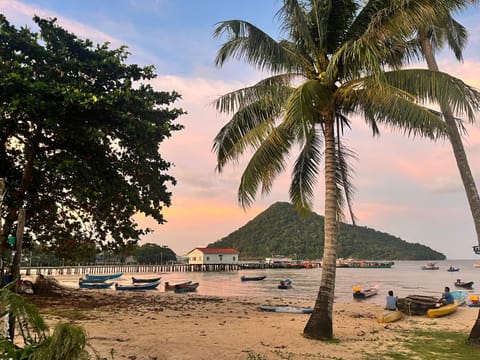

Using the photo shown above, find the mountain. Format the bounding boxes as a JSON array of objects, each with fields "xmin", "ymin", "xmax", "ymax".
[{"xmin": 208, "ymin": 202, "xmax": 446, "ymax": 260}]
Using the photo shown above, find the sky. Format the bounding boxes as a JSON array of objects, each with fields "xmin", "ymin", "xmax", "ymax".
[{"xmin": 2, "ymin": 0, "xmax": 480, "ymax": 259}]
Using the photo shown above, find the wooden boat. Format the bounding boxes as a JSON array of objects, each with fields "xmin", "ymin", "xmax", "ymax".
[
  {"xmin": 278, "ymin": 279, "xmax": 292, "ymax": 289},
  {"xmin": 84, "ymin": 272, "xmax": 123, "ymax": 282},
  {"xmin": 397, "ymin": 295, "xmax": 439, "ymax": 315},
  {"xmin": 447, "ymin": 266, "xmax": 460, "ymax": 272},
  {"xmin": 164, "ymin": 281, "xmax": 192, "ymax": 291},
  {"xmin": 352, "ymin": 285, "xmax": 379, "ymax": 299},
  {"xmin": 377, "ymin": 310, "xmax": 402, "ymax": 323},
  {"xmin": 132, "ymin": 276, "xmax": 162, "ymax": 283},
  {"xmin": 174, "ymin": 282, "xmax": 199, "ymax": 293},
  {"xmin": 427, "ymin": 303, "xmax": 458, "ymax": 318},
  {"xmin": 240, "ymin": 275, "xmax": 267, "ymax": 281},
  {"xmin": 421, "ymin": 263, "xmax": 439, "ymax": 270},
  {"xmin": 79, "ymin": 280, "xmax": 114, "ymax": 289},
  {"xmin": 258, "ymin": 305, "xmax": 313, "ymax": 314},
  {"xmin": 115, "ymin": 280, "xmax": 160, "ymax": 291},
  {"xmin": 454, "ymin": 279, "xmax": 474, "ymax": 289}
]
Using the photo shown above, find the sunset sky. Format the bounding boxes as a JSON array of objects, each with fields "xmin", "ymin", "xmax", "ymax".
[{"xmin": 2, "ymin": 0, "xmax": 480, "ymax": 259}]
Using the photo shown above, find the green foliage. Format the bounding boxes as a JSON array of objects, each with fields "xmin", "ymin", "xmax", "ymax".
[
  {"xmin": 0, "ymin": 14, "xmax": 185, "ymax": 256},
  {"xmin": 134, "ymin": 243, "xmax": 177, "ymax": 264},
  {"xmin": 209, "ymin": 202, "xmax": 445, "ymax": 260}
]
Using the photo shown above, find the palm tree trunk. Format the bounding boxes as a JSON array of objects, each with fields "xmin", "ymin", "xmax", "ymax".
[
  {"xmin": 303, "ymin": 119, "xmax": 337, "ymax": 340},
  {"xmin": 419, "ymin": 31, "xmax": 480, "ymax": 344}
]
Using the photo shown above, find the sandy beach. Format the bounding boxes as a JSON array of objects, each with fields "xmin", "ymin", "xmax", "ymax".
[{"xmin": 18, "ymin": 286, "xmax": 479, "ymax": 360}]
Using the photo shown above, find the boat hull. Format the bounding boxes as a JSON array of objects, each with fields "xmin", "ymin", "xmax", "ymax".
[
  {"xmin": 427, "ymin": 303, "xmax": 458, "ymax": 318},
  {"xmin": 85, "ymin": 272, "xmax": 123, "ymax": 281},
  {"xmin": 79, "ymin": 281, "xmax": 114, "ymax": 289},
  {"xmin": 115, "ymin": 280, "xmax": 160, "ymax": 291},
  {"xmin": 174, "ymin": 282, "xmax": 199, "ymax": 293},
  {"xmin": 258, "ymin": 306, "xmax": 313, "ymax": 314},
  {"xmin": 132, "ymin": 276, "xmax": 162, "ymax": 283},
  {"xmin": 377, "ymin": 310, "xmax": 402, "ymax": 323},
  {"xmin": 241, "ymin": 275, "xmax": 266, "ymax": 281}
]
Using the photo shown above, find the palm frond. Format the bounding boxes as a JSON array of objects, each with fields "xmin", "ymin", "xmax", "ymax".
[{"xmin": 213, "ymin": 20, "xmax": 300, "ymax": 73}]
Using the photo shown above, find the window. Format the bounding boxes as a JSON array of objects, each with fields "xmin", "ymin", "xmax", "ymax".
[
  {"xmin": 206, "ymin": 256, "xmax": 210, "ymax": 261},
  {"xmin": 219, "ymin": 254, "xmax": 223, "ymax": 261},
  {"xmin": 233, "ymin": 256, "xmax": 235, "ymax": 261}
]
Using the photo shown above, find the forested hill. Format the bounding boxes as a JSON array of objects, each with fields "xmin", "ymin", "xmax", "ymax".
[{"xmin": 208, "ymin": 202, "xmax": 445, "ymax": 260}]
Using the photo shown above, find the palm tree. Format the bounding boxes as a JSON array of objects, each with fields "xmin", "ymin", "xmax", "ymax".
[
  {"xmin": 411, "ymin": 0, "xmax": 480, "ymax": 344},
  {"xmin": 212, "ymin": 0, "xmax": 480, "ymax": 340}
]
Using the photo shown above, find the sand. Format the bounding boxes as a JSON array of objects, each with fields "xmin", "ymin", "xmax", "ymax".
[{"xmin": 19, "ymin": 288, "xmax": 479, "ymax": 360}]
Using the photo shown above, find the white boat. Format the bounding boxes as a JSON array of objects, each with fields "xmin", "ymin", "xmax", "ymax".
[{"xmin": 421, "ymin": 263, "xmax": 439, "ymax": 270}]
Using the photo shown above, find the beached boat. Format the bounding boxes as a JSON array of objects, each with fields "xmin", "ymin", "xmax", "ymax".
[
  {"xmin": 174, "ymin": 282, "xmax": 199, "ymax": 293},
  {"xmin": 427, "ymin": 303, "xmax": 458, "ymax": 318},
  {"xmin": 115, "ymin": 280, "xmax": 160, "ymax": 291},
  {"xmin": 447, "ymin": 266, "xmax": 460, "ymax": 272},
  {"xmin": 451, "ymin": 290, "xmax": 468, "ymax": 306},
  {"xmin": 397, "ymin": 295, "xmax": 438, "ymax": 315},
  {"xmin": 131, "ymin": 276, "xmax": 162, "ymax": 283},
  {"xmin": 377, "ymin": 310, "xmax": 402, "ymax": 323},
  {"xmin": 240, "ymin": 275, "xmax": 267, "ymax": 282},
  {"xmin": 278, "ymin": 279, "xmax": 292, "ymax": 289},
  {"xmin": 164, "ymin": 281, "xmax": 192, "ymax": 291},
  {"xmin": 352, "ymin": 285, "xmax": 379, "ymax": 299},
  {"xmin": 454, "ymin": 279, "xmax": 474, "ymax": 289},
  {"xmin": 79, "ymin": 280, "xmax": 114, "ymax": 289},
  {"xmin": 421, "ymin": 263, "xmax": 439, "ymax": 270},
  {"xmin": 84, "ymin": 272, "xmax": 123, "ymax": 282},
  {"xmin": 258, "ymin": 305, "xmax": 313, "ymax": 314}
]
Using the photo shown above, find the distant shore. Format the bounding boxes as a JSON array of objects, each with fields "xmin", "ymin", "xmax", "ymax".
[{"xmin": 23, "ymin": 289, "xmax": 479, "ymax": 360}]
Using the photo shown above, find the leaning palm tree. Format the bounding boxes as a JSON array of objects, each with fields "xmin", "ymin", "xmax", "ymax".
[
  {"xmin": 213, "ymin": 0, "xmax": 480, "ymax": 340},
  {"xmin": 411, "ymin": 0, "xmax": 480, "ymax": 344}
]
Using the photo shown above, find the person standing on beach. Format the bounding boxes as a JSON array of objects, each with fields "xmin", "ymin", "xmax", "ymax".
[
  {"xmin": 385, "ymin": 290, "xmax": 397, "ymax": 310},
  {"xmin": 442, "ymin": 287, "xmax": 454, "ymax": 305}
]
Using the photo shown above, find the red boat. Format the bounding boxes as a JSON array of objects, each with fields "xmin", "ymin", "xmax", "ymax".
[{"xmin": 164, "ymin": 280, "xmax": 192, "ymax": 291}]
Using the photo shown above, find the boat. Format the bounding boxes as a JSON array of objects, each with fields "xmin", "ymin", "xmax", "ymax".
[
  {"xmin": 240, "ymin": 275, "xmax": 267, "ymax": 282},
  {"xmin": 377, "ymin": 310, "xmax": 402, "ymax": 323},
  {"xmin": 454, "ymin": 279, "xmax": 474, "ymax": 289},
  {"xmin": 258, "ymin": 305, "xmax": 313, "ymax": 314},
  {"xmin": 131, "ymin": 276, "xmax": 162, "ymax": 283},
  {"xmin": 84, "ymin": 272, "xmax": 123, "ymax": 282},
  {"xmin": 397, "ymin": 295, "xmax": 438, "ymax": 315},
  {"xmin": 474, "ymin": 264, "xmax": 480, "ymax": 268},
  {"xmin": 174, "ymin": 282, "xmax": 199, "ymax": 293},
  {"xmin": 278, "ymin": 279, "xmax": 292, "ymax": 289},
  {"xmin": 421, "ymin": 263, "xmax": 439, "ymax": 270},
  {"xmin": 352, "ymin": 285, "xmax": 379, "ymax": 299},
  {"xmin": 348, "ymin": 260, "xmax": 394, "ymax": 269},
  {"xmin": 468, "ymin": 294, "xmax": 480, "ymax": 307},
  {"xmin": 79, "ymin": 280, "xmax": 114, "ymax": 289},
  {"xmin": 447, "ymin": 266, "xmax": 460, "ymax": 272},
  {"xmin": 164, "ymin": 281, "xmax": 192, "ymax": 291},
  {"xmin": 427, "ymin": 303, "xmax": 458, "ymax": 318},
  {"xmin": 115, "ymin": 280, "xmax": 161, "ymax": 291}
]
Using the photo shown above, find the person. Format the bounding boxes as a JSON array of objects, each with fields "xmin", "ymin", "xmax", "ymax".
[
  {"xmin": 442, "ymin": 286, "xmax": 454, "ymax": 305},
  {"xmin": 385, "ymin": 290, "xmax": 397, "ymax": 310}
]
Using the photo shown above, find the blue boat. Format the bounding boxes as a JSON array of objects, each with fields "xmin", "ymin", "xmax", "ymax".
[
  {"xmin": 115, "ymin": 280, "xmax": 161, "ymax": 291},
  {"xmin": 132, "ymin": 276, "xmax": 162, "ymax": 283},
  {"xmin": 79, "ymin": 280, "xmax": 114, "ymax": 289},
  {"xmin": 278, "ymin": 279, "xmax": 292, "ymax": 289},
  {"xmin": 85, "ymin": 272, "xmax": 123, "ymax": 282}
]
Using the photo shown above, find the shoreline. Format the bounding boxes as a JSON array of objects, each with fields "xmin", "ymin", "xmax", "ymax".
[{"xmin": 22, "ymin": 289, "xmax": 480, "ymax": 360}]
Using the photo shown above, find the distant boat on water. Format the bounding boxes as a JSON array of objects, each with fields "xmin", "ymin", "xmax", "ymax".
[{"xmin": 421, "ymin": 263, "xmax": 439, "ymax": 270}]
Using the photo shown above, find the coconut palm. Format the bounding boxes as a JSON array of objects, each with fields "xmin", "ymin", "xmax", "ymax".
[
  {"xmin": 213, "ymin": 0, "xmax": 480, "ymax": 340},
  {"xmin": 410, "ymin": 0, "xmax": 480, "ymax": 344}
]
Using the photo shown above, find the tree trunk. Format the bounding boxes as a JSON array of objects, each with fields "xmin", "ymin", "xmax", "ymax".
[
  {"xmin": 303, "ymin": 119, "xmax": 337, "ymax": 340},
  {"xmin": 419, "ymin": 31, "xmax": 480, "ymax": 344}
]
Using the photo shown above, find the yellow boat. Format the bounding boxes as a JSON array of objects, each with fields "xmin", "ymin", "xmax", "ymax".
[
  {"xmin": 427, "ymin": 303, "xmax": 458, "ymax": 318},
  {"xmin": 377, "ymin": 310, "xmax": 402, "ymax": 323}
]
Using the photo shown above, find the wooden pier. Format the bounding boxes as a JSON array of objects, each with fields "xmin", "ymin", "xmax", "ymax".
[{"xmin": 21, "ymin": 263, "xmax": 241, "ymax": 276}]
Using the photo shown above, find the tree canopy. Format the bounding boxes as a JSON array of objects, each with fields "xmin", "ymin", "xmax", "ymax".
[{"xmin": 0, "ymin": 15, "xmax": 184, "ymax": 257}]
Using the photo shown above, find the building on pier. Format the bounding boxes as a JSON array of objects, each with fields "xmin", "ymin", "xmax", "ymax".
[{"xmin": 186, "ymin": 248, "xmax": 239, "ymax": 265}]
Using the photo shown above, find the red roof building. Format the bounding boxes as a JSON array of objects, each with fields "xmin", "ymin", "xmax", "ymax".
[{"xmin": 186, "ymin": 247, "xmax": 239, "ymax": 265}]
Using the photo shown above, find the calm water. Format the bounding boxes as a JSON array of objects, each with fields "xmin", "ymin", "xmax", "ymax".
[{"xmin": 47, "ymin": 260, "xmax": 480, "ymax": 306}]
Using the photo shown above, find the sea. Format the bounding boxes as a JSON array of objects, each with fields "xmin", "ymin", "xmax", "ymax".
[{"xmin": 40, "ymin": 260, "xmax": 480, "ymax": 306}]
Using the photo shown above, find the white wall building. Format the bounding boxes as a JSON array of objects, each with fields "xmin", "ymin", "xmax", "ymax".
[{"xmin": 186, "ymin": 248, "xmax": 239, "ymax": 265}]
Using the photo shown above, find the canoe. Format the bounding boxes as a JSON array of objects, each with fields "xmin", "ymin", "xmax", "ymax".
[
  {"xmin": 115, "ymin": 280, "xmax": 160, "ymax": 291},
  {"xmin": 258, "ymin": 305, "xmax": 313, "ymax": 314},
  {"xmin": 353, "ymin": 285, "xmax": 379, "ymax": 299},
  {"xmin": 174, "ymin": 282, "xmax": 199, "ymax": 293},
  {"xmin": 240, "ymin": 275, "xmax": 267, "ymax": 281},
  {"xmin": 454, "ymin": 280, "xmax": 474, "ymax": 289},
  {"xmin": 164, "ymin": 281, "xmax": 192, "ymax": 291},
  {"xmin": 377, "ymin": 310, "xmax": 402, "ymax": 323},
  {"xmin": 427, "ymin": 303, "xmax": 458, "ymax": 318},
  {"xmin": 85, "ymin": 272, "xmax": 123, "ymax": 282},
  {"xmin": 79, "ymin": 281, "xmax": 114, "ymax": 289},
  {"xmin": 132, "ymin": 276, "xmax": 162, "ymax": 283},
  {"xmin": 278, "ymin": 279, "xmax": 292, "ymax": 289}
]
